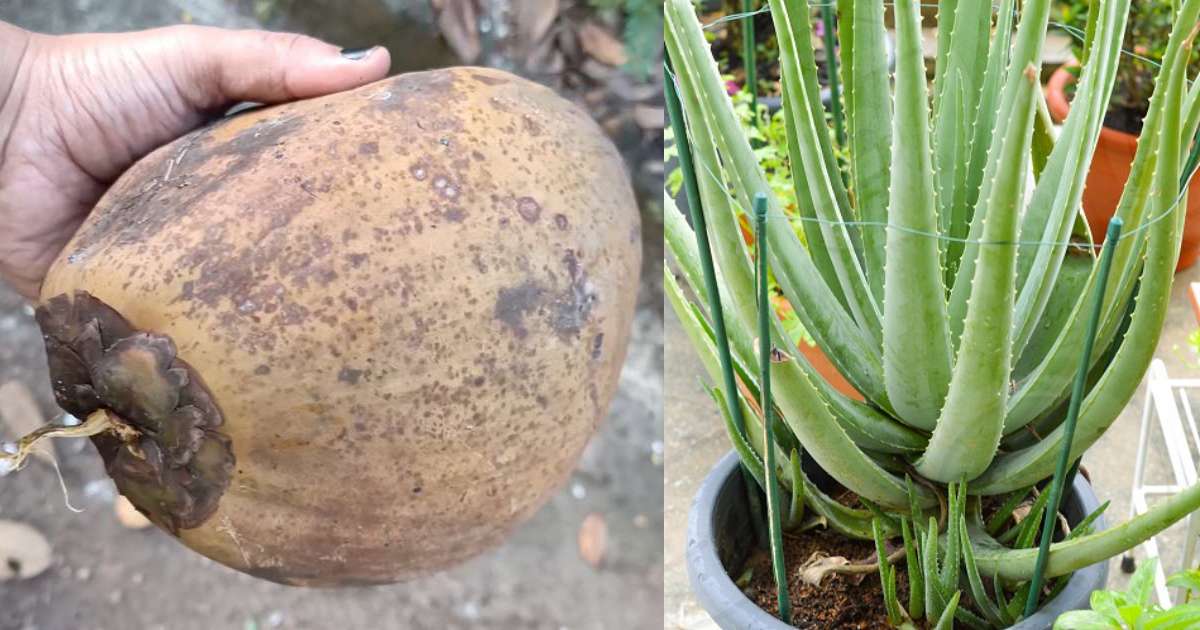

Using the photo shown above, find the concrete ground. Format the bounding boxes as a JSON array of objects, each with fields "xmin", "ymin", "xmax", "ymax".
[
  {"xmin": 0, "ymin": 2, "xmax": 663, "ymax": 629},
  {"xmin": 664, "ymin": 261, "xmax": 1200, "ymax": 628}
]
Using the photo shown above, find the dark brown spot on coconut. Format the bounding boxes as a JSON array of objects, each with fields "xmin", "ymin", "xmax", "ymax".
[
  {"xmin": 338, "ymin": 366, "xmax": 365, "ymax": 385},
  {"xmin": 254, "ymin": 364, "xmax": 271, "ymax": 375},
  {"xmin": 494, "ymin": 281, "xmax": 544, "ymax": 339},
  {"xmin": 549, "ymin": 250, "xmax": 598, "ymax": 341},
  {"xmin": 516, "ymin": 197, "xmax": 541, "ymax": 223},
  {"xmin": 358, "ymin": 141, "xmax": 379, "ymax": 155},
  {"xmin": 591, "ymin": 333, "xmax": 604, "ymax": 359},
  {"xmin": 554, "ymin": 214, "xmax": 569, "ymax": 230},
  {"xmin": 521, "ymin": 115, "xmax": 542, "ymax": 136},
  {"xmin": 66, "ymin": 115, "xmax": 305, "ymax": 256},
  {"xmin": 34, "ymin": 291, "xmax": 234, "ymax": 534}
]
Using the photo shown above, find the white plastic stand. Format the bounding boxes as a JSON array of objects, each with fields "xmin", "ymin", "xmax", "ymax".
[{"xmin": 1126, "ymin": 359, "xmax": 1200, "ymax": 607}]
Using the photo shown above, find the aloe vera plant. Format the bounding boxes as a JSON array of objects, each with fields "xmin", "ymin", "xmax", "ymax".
[{"xmin": 667, "ymin": 0, "xmax": 1200, "ymax": 625}]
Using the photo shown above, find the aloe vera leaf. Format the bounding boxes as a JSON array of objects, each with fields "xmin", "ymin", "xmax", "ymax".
[
  {"xmin": 1014, "ymin": 489, "xmax": 1053, "ymax": 549},
  {"xmin": 769, "ymin": 0, "xmax": 881, "ymax": 339},
  {"xmin": 881, "ymin": 0, "xmax": 953, "ymax": 430},
  {"xmin": 666, "ymin": 267, "xmax": 932, "ymax": 511},
  {"xmin": 840, "ymin": 0, "xmax": 889, "ymax": 304},
  {"xmin": 665, "ymin": 197, "xmax": 926, "ymax": 454},
  {"xmin": 960, "ymin": 510, "xmax": 1006, "ymax": 626},
  {"xmin": 1065, "ymin": 500, "xmax": 1110, "ymax": 541},
  {"xmin": 1011, "ymin": 247, "xmax": 1093, "ymax": 381},
  {"xmin": 872, "ymin": 518, "xmax": 904, "ymax": 625},
  {"xmin": 975, "ymin": 3, "xmax": 1199, "ymax": 493},
  {"xmin": 986, "ymin": 488, "xmax": 1031, "ymax": 536},
  {"xmin": 958, "ymin": 0, "xmax": 1015, "ymax": 228},
  {"xmin": 1006, "ymin": 285, "xmax": 1134, "ymax": 450},
  {"xmin": 947, "ymin": 0, "xmax": 1052, "ymax": 334},
  {"xmin": 663, "ymin": 192, "xmax": 706, "ymax": 305},
  {"xmin": 901, "ymin": 517, "xmax": 924, "ymax": 620},
  {"xmin": 933, "ymin": 0, "xmax": 957, "ymax": 97},
  {"xmin": 969, "ymin": 475, "xmax": 1200, "ymax": 581},
  {"xmin": 708, "ymin": 385, "xmax": 766, "ymax": 489},
  {"xmin": 666, "ymin": 0, "xmax": 892, "ymax": 408},
  {"xmin": 1004, "ymin": 1, "xmax": 1200, "ymax": 433},
  {"xmin": 934, "ymin": 591, "xmax": 961, "ymax": 630},
  {"xmin": 1031, "ymin": 88, "xmax": 1056, "ymax": 181},
  {"xmin": 940, "ymin": 483, "xmax": 963, "ymax": 595},
  {"xmin": 787, "ymin": 449, "xmax": 805, "ymax": 527},
  {"xmin": 915, "ymin": 65, "xmax": 1038, "ymax": 483},
  {"xmin": 741, "ymin": 381, "xmax": 884, "ymax": 540},
  {"xmin": 931, "ymin": 0, "xmax": 990, "ymax": 253},
  {"xmin": 1011, "ymin": 0, "xmax": 1130, "ymax": 361},
  {"xmin": 778, "ymin": 92, "xmax": 844, "ymax": 309},
  {"xmin": 923, "ymin": 515, "xmax": 945, "ymax": 621}
]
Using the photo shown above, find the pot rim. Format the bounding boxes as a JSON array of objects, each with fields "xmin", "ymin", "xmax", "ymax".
[{"xmin": 686, "ymin": 451, "xmax": 1110, "ymax": 630}]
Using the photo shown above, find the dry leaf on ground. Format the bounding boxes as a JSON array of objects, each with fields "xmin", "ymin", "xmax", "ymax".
[
  {"xmin": 579, "ymin": 21, "xmax": 627, "ymax": 66},
  {"xmin": 515, "ymin": 0, "xmax": 559, "ymax": 50},
  {"xmin": 432, "ymin": 0, "xmax": 481, "ymax": 62},
  {"xmin": 797, "ymin": 551, "xmax": 850, "ymax": 586}
]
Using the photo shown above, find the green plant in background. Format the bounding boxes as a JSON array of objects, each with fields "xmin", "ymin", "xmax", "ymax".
[
  {"xmin": 589, "ymin": 0, "xmax": 662, "ymax": 79},
  {"xmin": 1058, "ymin": 0, "xmax": 1200, "ymax": 131},
  {"xmin": 666, "ymin": 0, "xmax": 1200, "ymax": 625},
  {"xmin": 1054, "ymin": 559, "xmax": 1200, "ymax": 628},
  {"xmin": 669, "ymin": 88, "xmax": 797, "ymax": 211}
]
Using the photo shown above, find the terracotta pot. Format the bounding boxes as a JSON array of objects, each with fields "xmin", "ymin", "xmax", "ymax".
[
  {"xmin": 768, "ymin": 294, "xmax": 862, "ymax": 400},
  {"xmin": 798, "ymin": 340, "xmax": 861, "ymax": 401},
  {"xmin": 1045, "ymin": 66, "xmax": 1200, "ymax": 271}
]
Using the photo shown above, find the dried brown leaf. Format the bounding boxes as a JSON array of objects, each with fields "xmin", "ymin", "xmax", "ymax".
[
  {"xmin": 797, "ymin": 551, "xmax": 849, "ymax": 586},
  {"xmin": 515, "ymin": 0, "xmax": 559, "ymax": 49},
  {"xmin": 633, "ymin": 105, "xmax": 665, "ymax": 130},
  {"xmin": 434, "ymin": 0, "xmax": 481, "ymax": 63},
  {"xmin": 578, "ymin": 21, "xmax": 627, "ymax": 66}
]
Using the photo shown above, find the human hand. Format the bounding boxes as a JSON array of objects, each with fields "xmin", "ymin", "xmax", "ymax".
[{"xmin": 0, "ymin": 21, "xmax": 390, "ymax": 298}]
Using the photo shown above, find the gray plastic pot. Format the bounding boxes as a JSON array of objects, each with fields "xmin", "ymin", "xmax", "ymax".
[{"xmin": 687, "ymin": 452, "xmax": 1109, "ymax": 629}]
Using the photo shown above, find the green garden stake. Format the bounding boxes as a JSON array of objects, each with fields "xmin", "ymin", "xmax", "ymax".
[
  {"xmin": 820, "ymin": 4, "xmax": 845, "ymax": 148},
  {"xmin": 754, "ymin": 192, "xmax": 791, "ymax": 623},
  {"xmin": 1024, "ymin": 217, "xmax": 1125, "ymax": 618},
  {"xmin": 665, "ymin": 55, "xmax": 767, "ymax": 545},
  {"xmin": 741, "ymin": 0, "xmax": 758, "ymax": 127}
]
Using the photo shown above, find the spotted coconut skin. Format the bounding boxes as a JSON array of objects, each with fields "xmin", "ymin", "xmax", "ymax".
[{"xmin": 37, "ymin": 67, "xmax": 641, "ymax": 585}]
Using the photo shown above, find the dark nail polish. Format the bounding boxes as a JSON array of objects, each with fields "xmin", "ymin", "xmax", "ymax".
[{"xmin": 340, "ymin": 47, "xmax": 375, "ymax": 61}]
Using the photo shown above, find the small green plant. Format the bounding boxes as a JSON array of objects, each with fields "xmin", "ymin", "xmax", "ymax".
[
  {"xmin": 669, "ymin": 88, "xmax": 798, "ymax": 216},
  {"xmin": 1054, "ymin": 559, "xmax": 1200, "ymax": 629}
]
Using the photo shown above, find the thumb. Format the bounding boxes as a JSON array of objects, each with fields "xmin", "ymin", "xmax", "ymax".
[{"xmin": 164, "ymin": 25, "xmax": 391, "ymax": 110}]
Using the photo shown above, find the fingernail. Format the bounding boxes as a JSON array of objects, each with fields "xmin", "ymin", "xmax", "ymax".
[{"xmin": 340, "ymin": 46, "xmax": 376, "ymax": 61}]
